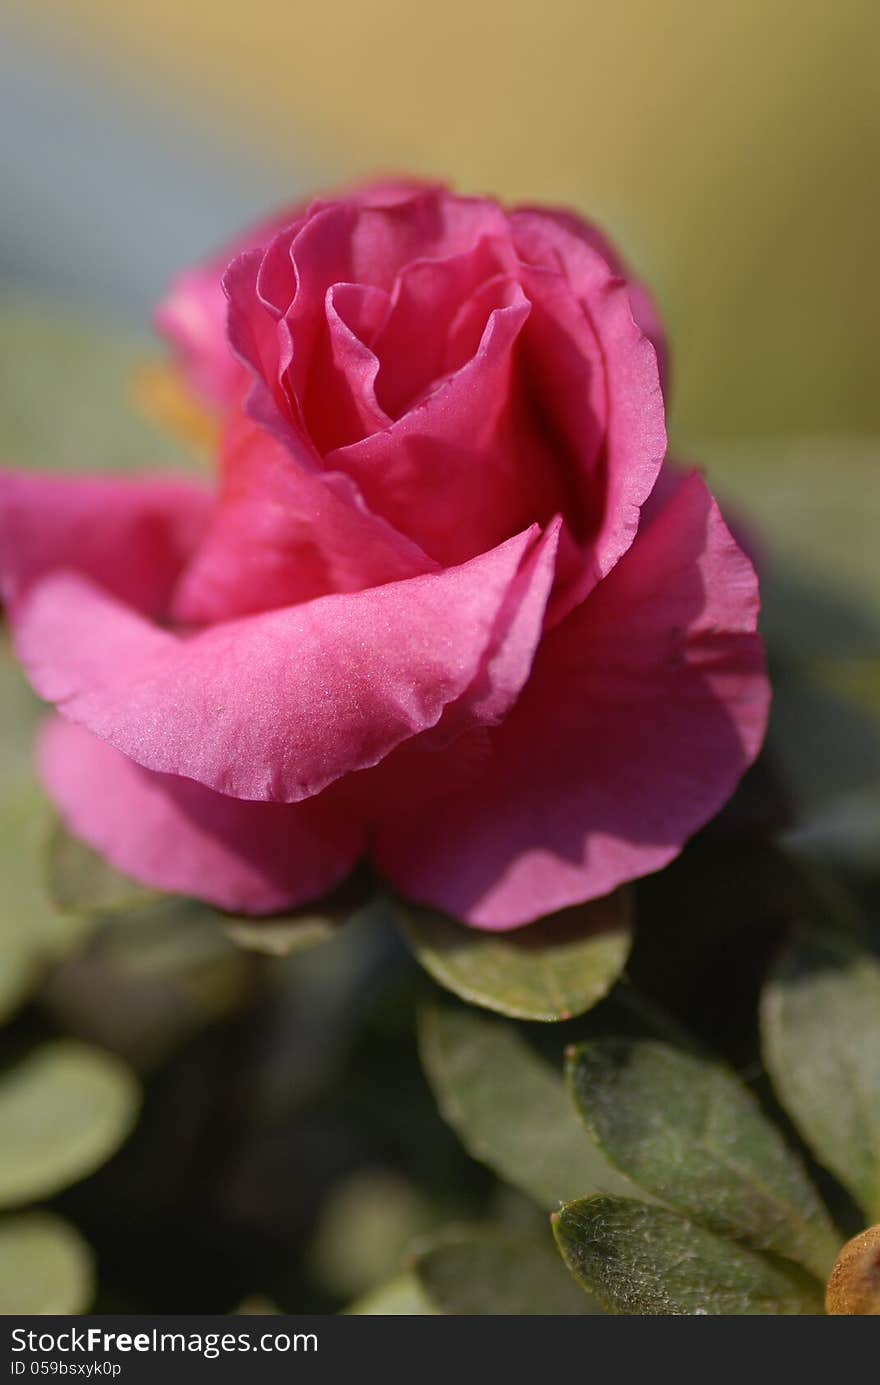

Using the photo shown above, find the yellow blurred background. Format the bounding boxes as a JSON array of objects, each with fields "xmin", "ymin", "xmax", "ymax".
[{"xmin": 7, "ymin": 0, "xmax": 878, "ymax": 446}]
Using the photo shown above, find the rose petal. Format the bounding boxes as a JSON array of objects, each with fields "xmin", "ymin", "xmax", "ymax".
[
  {"xmin": 173, "ymin": 413, "xmax": 436, "ymax": 624},
  {"xmin": 39, "ymin": 717, "xmax": 362, "ymax": 915},
  {"xmin": 371, "ymin": 236, "xmax": 508, "ymax": 417},
  {"xmin": 328, "ymin": 280, "xmax": 564, "ymax": 565},
  {"xmin": 511, "ymin": 209, "xmax": 667, "ymax": 615},
  {"xmin": 302, "ymin": 283, "xmax": 393, "ymax": 453},
  {"xmin": 155, "ymin": 201, "xmax": 308, "ymax": 409},
  {"xmin": 374, "ymin": 471, "xmax": 770, "ymax": 928},
  {"xmin": 159, "ymin": 183, "xmax": 447, "ymax": 413},
  {"xmin": 338, "ymin": 517, "xmax": 561, "ymax": 810},
  {"xmin": 517, "ymin": 204, "xmax": 671, "ymax": 396},
  {"xmin": 14, "ymin": 525, "xmax": 548, "ymax": 803},
  {"xmin": 227, "ymin": 189, "xmax": 512, "ymax": 450},
  {"xmin": 0, "ymin": 470, "xmax": 211, "ymax": 618}
]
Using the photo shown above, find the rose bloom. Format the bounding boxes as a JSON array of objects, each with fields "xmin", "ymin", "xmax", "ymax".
[{"xmin": 0, "ymin": 180, "xmax": 769, "ymax": 929}]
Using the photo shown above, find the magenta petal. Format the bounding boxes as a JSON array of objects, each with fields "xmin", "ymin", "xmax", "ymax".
[
  {"xmin": 301, "ymin": 283, "xmax": 392, "ymax": 452},
  {"xmin": 454, "ymin": 515, "xmax": 561, "ymax": 728},
  {"xmin": 15, "ymin": 526, "xmax": 546, "ymax": 803},
  {"xmin": 39, "ymin": 718, "xmax": 362, "ymax": 915},
  {"xmin": 155, "ymin": 264, "xmax": 244, "ymax": 410},
  {"xmin": 173, "ymin": 414, "xmax": 436, "ymax": 624},
  {"xmin": 511, "ymin": 210, "xmax": 667, "ymax": 613},
  {"xmin": 224, "ymin": 247, "xmax": 306, "ymax": 456},
  {"xmin": 374, "ymin": 472, "xmax": 770, "ymax": 928},
  {"xmin": 371, "ymin": 237, "xmax": 507, "ymax": 417},
  {"xmin": 159, "ymin": 185, "xmax": 454, "ymax": 413},
  {"xmin": 0, "ymin": 470, "xmax": 211, "ymax": 618},
  {"xmin": 517, "ymin": 205, "xmax": 671, "ymax": 398},
  {"xmin": 228, "ymin": 190, "xmax": 512, "ymax": 452},
  {"xmin": 341, "ymin": 517, "xmax": 560, "ymax": 809},
  {"xmin": 156, "ymin": 201, "xmax": 308, "ymax": 409},
  {"xmin": 328, "ymin": 282, "xmax": 562, "ymax": 565}
]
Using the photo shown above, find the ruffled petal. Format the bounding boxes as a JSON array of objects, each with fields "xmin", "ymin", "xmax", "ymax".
[
  {"xmin": 158, "ymin": 182, "xmax": 445, "ymax": 413},
  {"xmin": 327, "ymin": 280, "xmax": 563, "ymax": 565},
  {"xmin": 373, "ymin": 472, "xmax": 770, "ymax": 928},
  {"xmin": 155, "ymin": 201, "xmax": 307, "ymax": 409},
  {"xmin": 172, "ymin": 413, "xmax": 436, "ymax": 624},
  {"xmin": 0, "ymin": 470, "xmax": 211, "ymax": 618},
  {"xmin": 39, "ymin": 718, "xmax": 362, "ymax": 915},
  {"xmin": 302, "ymin": 282, "xmax": 393, "ymax": 453},
  {"xmin": 517, "ymin": 205, "xmax": 671, "ymax": 396},
  {"xmin": 511, "ymin": 209, "xmax": 667, "ymax": 615},
  {"xmin": 227, "ymin": 190, "xmax": 512, "ymax": 452},
  {"xmin": 14, "ymin": 525, "xmax": 548, "ymax": 803},
  {"xmin": 371, "ymin": 236, "xmax": 507, "ymax": 417}
]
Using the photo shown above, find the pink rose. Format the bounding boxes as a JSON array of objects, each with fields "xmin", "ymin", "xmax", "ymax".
[{"xmin": 0, "ymin": 180, "xmax": 769, "ymax": 928}]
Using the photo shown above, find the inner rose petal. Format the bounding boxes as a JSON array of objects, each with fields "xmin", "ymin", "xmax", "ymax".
[
  {"xmin": 300, "ymin": 283, "xmax": 392, "ymax": 453},
  {"xmin": 371, "ymin": 236, "xmax": 511, "ymax": 418}
]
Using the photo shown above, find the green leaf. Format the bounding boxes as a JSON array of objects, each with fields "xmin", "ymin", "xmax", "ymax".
[
  {"xmin": 553, "ymin": 1196, "xmax": 825, "ymax": 1315},
  {"xmin": 761, "ymin": 928, "xmax": 880, "ymax": 1221},
  {"xmin": 419, "ymin": 1003, "xmax": 633, "ymax": 1208},
  {"xmin": 0, "ymin": 1212, "xmax": 94, "ymax": 1315},
  {"xmin": 223, "ymin": 914, "xmax": 340, "ymax": 957},
  {"xmin": 566, "ymin": 1038, "xmax": 839, "ymax": 1281},
  {"xmin": 224, "ymin": 876, "xmax": 375, "ymax": 957},
  {"xmin": 414, "ymin": 1225, "xmax": 600, "ymax": 1314},
  {"xmin": 396, "ymin": 890, "xmax": 632, "ymax": 1021},
  {"xmin": 346, "ymin": 1272, "xmax": 438, "ymax": 1315},
  {"xmin": 0, "ymin": 1040, "xmax": 140, "ymax": 1207}
]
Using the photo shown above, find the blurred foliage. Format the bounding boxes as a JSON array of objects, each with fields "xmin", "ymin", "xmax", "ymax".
[
  {"xmin": 0, "ymin": 1041, "xmax": 138, "ymax": 1208},
  {"xmin": 762, "ymin": 927, "xmax": 880, "ymax": 1223},
  {"xmin": 0, "ymin": 1212, "xmax": 94, "ymax": 1315}
]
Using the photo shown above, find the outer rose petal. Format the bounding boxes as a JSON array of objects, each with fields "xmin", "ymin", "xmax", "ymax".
[
  {"xmin": 373, "ymin": 471, "xmax": 770, "ymax": 928},
  {"xmin": 172, "ymin": 412, "xmax": 437, "ymax": 624},
  {"xmin": 0, "ymin": 470, "xmax": 211, "ymax": 617},
  {"xmin": 511, "ymin": 210, "xmax": 667, "ymax": 613},
  {"xmin": 155, "ymin": 263, "xmax": 246, "ymax": 410},
  {"xmin": 39, "ymin": 718, "xmax": 362, "ymax": 915},
  {"xmin": 519, "ymin": 205, "xmax": 671, "ymax": 397},
  {"xmin": 156, "ymin": 181, "xmax": 442, "ymax": 412},
  {"xmin": 13, "ymin": 526, "xmax": 551, "ymax": 803},
  {"xmin": 155, "ymin": 202, "xmax": 308, "ymax": 409}
]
